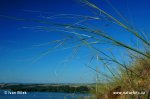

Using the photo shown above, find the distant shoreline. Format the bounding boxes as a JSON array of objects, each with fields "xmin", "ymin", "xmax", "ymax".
[{"xmin": 0, "ymin": 83, "xmax": 93, "ymax": 93}]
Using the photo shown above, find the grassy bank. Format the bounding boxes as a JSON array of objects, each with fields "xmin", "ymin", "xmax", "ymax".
[{"xmin": 92, "ymin": 56, "xmax": 150, "ymax": 99}]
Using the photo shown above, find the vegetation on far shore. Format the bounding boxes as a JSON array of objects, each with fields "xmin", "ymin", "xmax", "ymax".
[{"xmin": 0, "ymin": 84, "xmax": 92, "ymax": 93}]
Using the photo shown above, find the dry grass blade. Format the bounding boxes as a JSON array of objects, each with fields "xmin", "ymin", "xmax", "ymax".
[{"xmin": 81, "ymin": 0, "xmax": 150, "ymax": 46}]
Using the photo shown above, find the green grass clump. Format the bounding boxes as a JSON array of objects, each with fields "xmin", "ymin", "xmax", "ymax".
[{"xmin": 93, "ymin": 55, "xmax": 150, "ymax": 99}]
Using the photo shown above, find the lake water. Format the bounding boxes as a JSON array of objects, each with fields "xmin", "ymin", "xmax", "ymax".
[{"xmin": 0, "ymin": 90, "xmax": 94, "ymax": 99}]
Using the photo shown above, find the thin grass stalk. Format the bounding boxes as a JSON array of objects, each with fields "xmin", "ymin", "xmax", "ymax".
[
  {"xmin": 82, "ymin": 0, "xmax": 150, "ymax": 46},
  {"xmin": 0, "ymin": 15, "xmax": 149, "ymax": 58}
]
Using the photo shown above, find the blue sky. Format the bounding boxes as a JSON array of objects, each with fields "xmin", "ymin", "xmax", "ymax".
[{"xmin": 0, "ymin": 0, "xmax": 149, "ymax": 83}]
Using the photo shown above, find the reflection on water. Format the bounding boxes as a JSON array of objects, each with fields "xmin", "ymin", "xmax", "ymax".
[{"xmin": 0, "ymin": 90, "xmax": 94, "ymax": 99}]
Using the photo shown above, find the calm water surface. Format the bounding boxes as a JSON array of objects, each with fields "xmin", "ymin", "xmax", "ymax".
[{"xmin": 0, "ymin": 90, "xmax": 94, "ymax": 99}]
